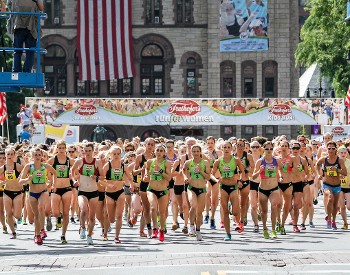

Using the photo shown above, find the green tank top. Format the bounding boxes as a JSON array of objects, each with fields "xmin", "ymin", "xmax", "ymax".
[
  {"xmin": 108, "ymin": 162, "xmax": 124, "ymax": 181},
  {"xmin": 219, "ymin": 156, "xmax": 237, "ymax": 178},
  {"xmin": 150, "ymin": 159, "xmax": 166, "ymax": 181},
  {"xmin": 189, "ymin": 160, "xmax": 206, "ymax": 180},
  {"xmin": 29, "ymin": 163, "xmax": 47, "ymax": 184}
]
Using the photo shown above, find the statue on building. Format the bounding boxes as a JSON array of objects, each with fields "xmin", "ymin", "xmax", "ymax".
[{"xmin": 93, "ymin": 125, "xmax": 107, "ymax": 142}]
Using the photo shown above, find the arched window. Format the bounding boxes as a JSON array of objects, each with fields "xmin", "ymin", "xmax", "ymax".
[
  {"xmin": 262, "ymin": 60, "xmax": 278, "ymax": 98},
  {"xmin": 180, "ymin": 52, "xmax": 203, "ymax": 97},
  {"xmin": 220, "ymin": 61, "xmax": 236, "ymax": 97},
  {"xmin": 140, "ymin": 44, "xmax": 164, "ymax": 96},
  {"xmin": 44, "ymin": 45, "xmax": 66, "ymax": 96},
  {"xmin": 241, "ymin": 61, "xmax": 257, "ymax": 98}
]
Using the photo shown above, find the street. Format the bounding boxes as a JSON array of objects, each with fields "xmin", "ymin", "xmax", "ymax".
[{"xmin": 0, "ymin": 197, "xmax": 350, "ymax": 275}]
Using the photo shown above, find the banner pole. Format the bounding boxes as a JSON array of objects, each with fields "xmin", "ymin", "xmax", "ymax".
[{"xmin": 6, "ymin": 117, "xmax": 9, "ymax": 141}]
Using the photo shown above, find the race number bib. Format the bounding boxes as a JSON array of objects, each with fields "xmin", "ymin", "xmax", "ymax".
[
  {"xmin": 326, "ymin": 166, "xmax": 337, "ymax": 177},
  {"xmin": 340, "ymin": 177, "xmax": 348, "ymax": 187}
]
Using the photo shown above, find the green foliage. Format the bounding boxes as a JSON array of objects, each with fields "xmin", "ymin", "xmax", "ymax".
[{"xmin": 295, "ymin": 0, "xmax": 350, "ymax": 97}]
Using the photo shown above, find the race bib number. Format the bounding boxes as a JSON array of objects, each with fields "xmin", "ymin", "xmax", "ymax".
[
  {"xmin": 341, "ymin": 177, "xmax": 348, "ymax": 187},
  {"xmin": 265, "ymin": 165, "xmax": 276, "ymax": 178},
  {"xmin": 5, "ymin": 170, "xmax": 15, "ymax": 180},
  {"xmin": 326, "ymin": 166, "xmax": 337, "ymax": 177}
]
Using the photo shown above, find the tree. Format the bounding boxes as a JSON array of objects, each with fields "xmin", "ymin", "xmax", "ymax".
[
  {"xmin": 0, "ymin": 17, "xmax": 33, "ymax": 142},
  {"xmin": 295, "ymin": 0, "xmax": 350, "ymax": 96}
]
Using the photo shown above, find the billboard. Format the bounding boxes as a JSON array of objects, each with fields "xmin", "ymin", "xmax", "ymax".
[
  {"xmin": 220, "ymin": 0, "xmax": 268, "ymax": 52},
  {"xmin": 25, "ymin": 97, "xmax": 345, "ymax": 126}
]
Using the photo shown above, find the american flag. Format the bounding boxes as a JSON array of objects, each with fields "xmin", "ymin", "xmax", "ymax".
[
  {"xmin": 77, "ymin": 0, "xmax": 135, "ymax": 81},
  {"xmin": 346, "ymin": 85, "xmax": 350, "ymax": 108},
  {"xmin": 0, "ymin": 93, "xmax": 7, "ymax": 125}
]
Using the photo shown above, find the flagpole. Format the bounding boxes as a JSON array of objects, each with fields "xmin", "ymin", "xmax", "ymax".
[{"xmin": 6, "ymin": 117, "xmax": 9, "ymax": 141}]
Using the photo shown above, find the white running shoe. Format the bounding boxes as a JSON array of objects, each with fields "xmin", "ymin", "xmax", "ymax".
[
  {"xmin": 87, "ymin": 235, "xmax": 93, "ymax": 245},
  {"xmin": 196, "ymin": 231, "xmax": 203, "ymax": 241},
  {"xmin": 80, "ymin": 227, "xmax": 86, "ymax": 239},
  {"xmin": 189, "ymin": 225, "xmax": 196, "ymax": 237}
]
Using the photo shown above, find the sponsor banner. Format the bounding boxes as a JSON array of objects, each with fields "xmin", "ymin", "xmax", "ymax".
[
  {"xmin": 220, "ymin": 0, "xmax": 269, "ymax": 52},
  {"xmin": 65, "ymin": 126, "xmax": 80, "ymax": 144},
  {"xmin": 45, "ymin": 124, "xmax": 68, "ymax": 140},
  {"xmin": 25, "ymin": 98, "xmax": 345, "ymax": 126},
  {"xmin": 16, "ymin": 125, "xmax": 45, "ymax": 144},
  {"xmin": 324, "ymin": 125, "xmax": 350, "ymax": 140}
]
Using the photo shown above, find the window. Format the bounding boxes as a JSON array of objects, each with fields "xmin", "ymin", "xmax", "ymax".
[
  {"xmin": 176, "ymin": 0, "xmax": 192, "ymax": 24},
  {"xmin": 263, "ymin": 126, "xmax": 277, "ymax": 140},
  {"xmin": 264, "ymin": 77, "xmax": 274, "ymax": 97},
  {"xmin": 88, "ymin": 81, "xmax": 100, "ymax": 96},
  {"xmin": 170, "ymin": 128, "xmax": 203, "ymax": 137},
  {"xmin": 43, "ymin": 45, "xmax": 66, "ymax": 96},
  {"xmin": 145, "ymin": 0, "xmax": 161, "ymax": 24},
  {"xmin": 44, "ymin": 0, "xmax": 61, "ymax": 26},
  {"xmin": 108, "ymin": 79, "xmax": 133, "ymax": 95},
  {"xmin": 242, "ymin": 126, "xmax": 257, "ymax": 141},
  {"xmin": 221, "ymin": 61, "xmax": 236, "ymax": 97},
  {"xmin": 244, "ymin": 78, "xmax": 253, "ymax": 97},
  {"xmin": 186, "ymin": 69, "xmax": 196, "ymax": 97},
  {"xmin": 140, "ymin": 44, "xmax": 164, "ymax": 96}
]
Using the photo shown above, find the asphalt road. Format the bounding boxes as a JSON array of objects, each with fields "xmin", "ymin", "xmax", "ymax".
[{"xmin": 0, "ymin": 196, "xmax": 349, "ymax": 275}]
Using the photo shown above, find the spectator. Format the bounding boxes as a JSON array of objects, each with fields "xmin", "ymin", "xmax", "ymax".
[
  {"xmin": 19, "ymin": 124, "xmax": 32, "ymax": 142},
  {"xmin": 17, "ymin": 105, "xmax": 33, "ymax": 126},
  {"xmin": 6, "ymin": 0, "xmax": 44, "ymax": 72}
]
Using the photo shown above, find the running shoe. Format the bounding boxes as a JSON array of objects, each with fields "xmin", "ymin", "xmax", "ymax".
[
  {"xmin": 204, "ymin": 215, "xmax": 209, "ymax": 224},
  {"xmin": 10, "ymin": 232, "xmax": 16, "ymax": 239},
  {"xmin": 270, "ymin": 230, "xmax": 277, "ymax": 238},
  {"xmin": 196, "ymin": 231, "xmax": 203, "ymax": 241},
  {"xmin": 313, "ymin": 198, "xmax": 318, "ymax": 205},
  {"xmin": 46, "ymin": 217, "xmax": 52, "ymax": 231},
  {"xmin": 280, "ymin": 227, "xmax": 286, "ymax": 235},
  {"xmin": 309, "ymin": 221, "xmax": 315, "ymax": 228},
  {"xmin": 236, "ymin": 222, "xmax": 244, "ymax": 233},
  {"xmin": 341, "ymin": 223, "xmax": 348, "ymax": 230},
  {"xmin": 40, "ymin": 229, "xmax": 47, "ymax": 239},
  {"xmin": 3, "ymin": 226, "xmax": 8, "ymax": 234},
  {"xmin": 102, "ymin": 233, "xmax": 108, "ymax": 241},
  {"xmin": 224, "ymin": 233, "xmax": 231, "ymax": 241},
  {"xmin": 147, "ymin": 229, "xmax": 153, "ymax": 239},
  {"xmin": 79, "ymin": 227, "xmax": 86, "ymax": 239},
  {"xmin": 70, "ymin": 217, "xmax": 76, "ymax": 224},
  {"xmin": 254, "ymin": 225, "xmax": 259, "ymax": 233},
  {"xmin": 326, "ymin": 220, "xmax": 332, "ymax": 229},
  {"xmin": 108, "ymin": 226, "xmax": 112, "ymax": 233},
  {"xmin": 139, "ymin": 231, "xmax": 147, "ymax": 238},
  {"xmin": 128, "ymin": 220, "xmax": 134, "ymax": 228},
  {"xmin": 210, "ymin": 219, "xmax": 216, "ymax": 229},
  {"xmin": 87, "ymin": 235, "xmax": 93, "ymax": 245},
  {"xmin": 17, "ymin": 217, "xmax": 22, "ymax": 225},
  {"xmin": 300, "ymin": 224, "xmax": 306, "ymax": 230},
  {"xmin": 171, "ymin": 223, "xmax": 179, "ymax": 231},
  {"xmin": 61, "ymin": 236, "xmax": 67, "ymax": 244},
  {"xmin": 179, "ymin": 212, "xmax": 184, "ymax": 220},
  {"xmin": 332, "ymin": 221, "xmax": 337, "ymax": 230},
  {"xmin": 151, "ymin": 228, "xmax": 159, "ymax": 239},
  {"xmin": 131, "ymin": 217, "xmax": 137, "ymax": 225},
  {"xmin": 22, "ymin": 219, "xmax": 27, "ymax": 225},
  {"xmin": 220, "ymin": 221, "xmax": 224, "ymax": 228},
  {"xmin": 263, "ymin": 229, "xmax": 269, "ymax": 239},
  {"xmin": 243, "ymin": 216, "xmax": 248, "ymax": 226},
  {"xmin": 276, "ymin": 221, "xmax": 281, "ymax": 232},
  {"xmin": 159, "ymin": 230, "xmax": 165, "ymax": 242},
  {"xmin": 56, "ymin": 215, "xmax": 62, "ymax": 229},
  {"xmin": 293, "ymin": 225, "xmax": 300, "ymax": 233},
  {"xmin": 189, "ymin": 225, "xmax": 196, "ymax": 237},
  {"xmin": 182, "ymin": 226, "xmax": 188, "ymax": 234},
  {"xmin": 115, "ymin": 237, "xmax": 121, "ymax": 244},
  {"xmin": 35, "ymin": 235, "xmax": 43, "ymax": 245},
  {"xmin": 101, "ymin": 229, "xmax": 104, "ymax": 236}
]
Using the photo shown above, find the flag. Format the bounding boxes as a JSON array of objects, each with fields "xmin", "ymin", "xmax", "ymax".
[
  {"xmin": 346, "ymin": 85, "xmax": 350, "ymax": 108},
  {"xmin": 0, "ymin": 93, "xmax": 7, "ymax": 125},
  {"xmin": 77, "ymin": 0, "xmax": 135, "ymax": 81}
]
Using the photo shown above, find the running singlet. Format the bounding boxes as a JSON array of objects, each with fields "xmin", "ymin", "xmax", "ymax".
[
  {"xmin": 280, "ymin": 156, "xmax": 292, "ymax": 173},
  {"xmin": 4, "ymin": 163, "xmax": 21, "ymax": 181},
  {"xmin": 296, "ymin": 157, "xmax": 304, "ymax": 173},
  {"xmin": 341, "ymin": 158, "xmax": 350, "ymax": 187},
  {"xmin": 236, "ymin": 151, "xmax": 249, "ymax": 173},
  {"xmin": 29, "ymin": 163, "xmax": 47, "ymax": 184},
  {"xmin": 324, "ymin": 157, "xmax": 340, "ymax": 177},
  {"xmin": 189, "ymin": 160, "xmax": 206, "ymax": 180},
  {"xmin": 210, "ymin": 151, "xmax": 218, "ymax": 167},
  {"xmin": 150, "ymin": 159, "xmax": 166, "ymax": 181},
  {"xmin": 106, "ymin": 162, "xmax": 124, "ymax": 181},
  {"xmin": 219, "ymin": 156, "xmax": 237, "ymax": 178},
  {"xmin": 260, "ymin": 157, "xmax": 278, "ymax": 179},
  {"xmin": 79, "ymin": 158, "xmax": 98, "ymax": 177},
  {"xmin": 53, "ymin": 156, "xmax": 70, "ymax": 178}
]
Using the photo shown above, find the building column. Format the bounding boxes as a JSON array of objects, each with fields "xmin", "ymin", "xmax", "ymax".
[
  {"xmin": 66, "ymin": 58, "xmax": 75, "ymax": 97},
  {"xmin": 257, "ymin": 62, "xmax": 262, "ymax": 98}
]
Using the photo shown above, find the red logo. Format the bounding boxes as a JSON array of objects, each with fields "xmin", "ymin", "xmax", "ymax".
[
  {"xmin": 332, "ymin": 127, "xmax": 344, "ymax": 135},
  {"xmin": 58, "ymin": 165, "xmax": 66, "ymax": 171},
  {"xmin": 168, "ymin": 100, "xmax": 200, "ymax": 116},
  {"xmin": 268, "ymin": 104, "xmax": 292, "ymax": 116},
  {"xmin": 67, "ymin": 130, "xmax": 72, "ymax": 136},
  {"xmin": 75, "ymin": 105, "xmax": 97, "ymax": 116}
]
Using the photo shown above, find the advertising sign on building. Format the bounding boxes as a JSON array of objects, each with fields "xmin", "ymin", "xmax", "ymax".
[{"xmin": 25, "ymin": 97, "xmax": 345, "ymax": 126}]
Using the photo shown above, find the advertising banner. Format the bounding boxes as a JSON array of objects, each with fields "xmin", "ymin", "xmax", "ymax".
[
  {"xmin": 25, "ymin": 97, "xmax": 345, "ymax": 126},
  {"xmin": 324, "ymin": 125, "xmax": 350, "ymax": 141},
  {"xmin": 220, "ymin": 0, "xmax": 268, "ymax": 52}
]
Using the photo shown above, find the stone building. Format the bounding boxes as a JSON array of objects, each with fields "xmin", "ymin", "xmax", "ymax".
[{"xmin": 39, "ymin": 0, "xmax": 301, "ymax": 141}]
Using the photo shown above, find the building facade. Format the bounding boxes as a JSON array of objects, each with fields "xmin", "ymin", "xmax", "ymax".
[{"xmin": 39, "ymin": 0, "xmax": 300, "ymax": 141}]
